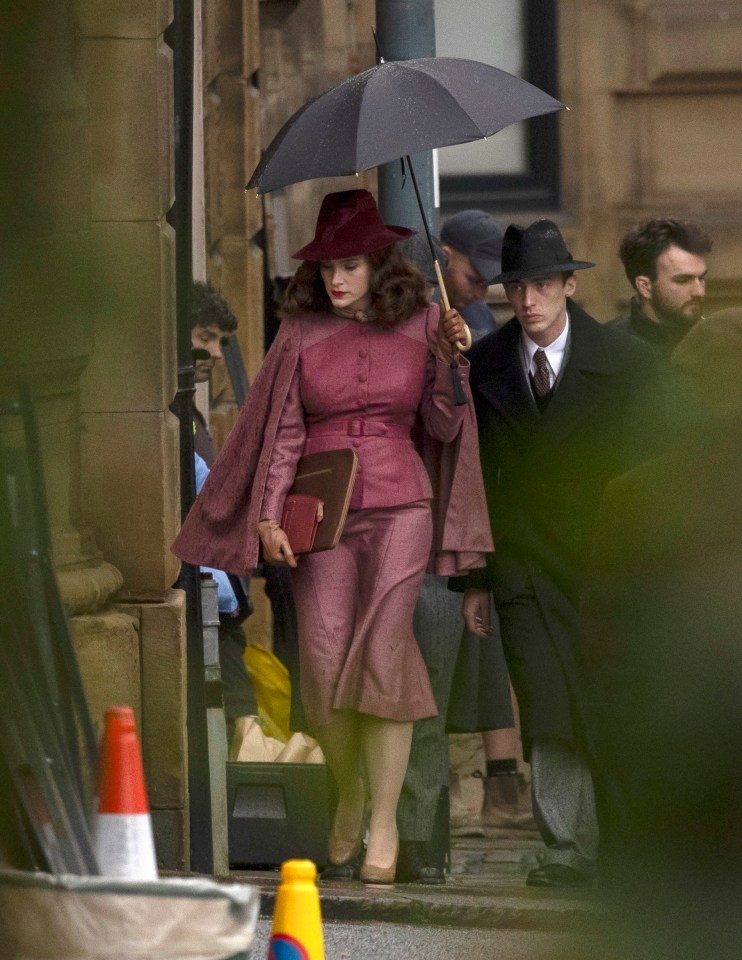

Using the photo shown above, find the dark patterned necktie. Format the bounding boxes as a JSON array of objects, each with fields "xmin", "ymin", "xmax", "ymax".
[{"xmin": 532, "ymin": 349, "xmax": 551, "ymax": 397}]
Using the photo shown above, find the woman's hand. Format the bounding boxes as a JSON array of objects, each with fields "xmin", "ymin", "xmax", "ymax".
[
  {"xmin": 437, "ymin": 307, "xmax": 470, "ymax": 362},
  {"xmin": 462, "ymin": 588, "xmax": 493, "ymax": 637},
  {"xmin": 258, "ymin": 519, "xmax": 298, "ymax": 568}
]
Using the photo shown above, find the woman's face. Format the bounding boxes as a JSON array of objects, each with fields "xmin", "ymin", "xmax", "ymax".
[{"xmin": 319, "ymin": 257, "xmax": 371, "ymax": 314}]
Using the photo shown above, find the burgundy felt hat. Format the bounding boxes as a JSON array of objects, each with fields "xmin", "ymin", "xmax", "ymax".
[{"xmin": 292, "ymin": 189, "xmax": 415, "ymax": 261}]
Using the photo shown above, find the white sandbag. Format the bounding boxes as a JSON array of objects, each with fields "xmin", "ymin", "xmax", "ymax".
[
  {"xmin": 230, "ymin": 717, "xmax": 325, "ymax": 764},
  {"xmin": 0, "ymin": 870, "xmax": 259, "ymax": 960}
]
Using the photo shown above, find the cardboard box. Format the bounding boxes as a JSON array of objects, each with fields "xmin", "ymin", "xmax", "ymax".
[{"xmin": 227, "ymin": 762, "xmax": 337, "ymax": 868}]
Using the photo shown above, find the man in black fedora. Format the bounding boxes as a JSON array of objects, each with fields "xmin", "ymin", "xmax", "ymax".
[{"xmin": 457, "ymin": 219, "xmax": 657, "ymax": 887}]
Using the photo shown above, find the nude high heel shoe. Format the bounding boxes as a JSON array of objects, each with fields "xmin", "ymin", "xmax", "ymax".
[
  {"xmin": 327, "ymin": 788, "xmax": 365, "ymax": 866},
  {"xmin": 327, "ymin": 826, "xmax": 362, "ymax": 866},
  {"xmin": 360, "ymin": 830, "xmax": 399, "ymax": 886}
]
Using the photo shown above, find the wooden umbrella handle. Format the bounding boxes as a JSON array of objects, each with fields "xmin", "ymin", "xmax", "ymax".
[{"xmin": 434, "ymin": 260, "xmax": 472, "ymax": 352}]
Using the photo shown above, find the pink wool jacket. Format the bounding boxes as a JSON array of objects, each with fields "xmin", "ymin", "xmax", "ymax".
[{"xmin": 172, "ymin": 305, "xmax": 493, "ymax": 577}]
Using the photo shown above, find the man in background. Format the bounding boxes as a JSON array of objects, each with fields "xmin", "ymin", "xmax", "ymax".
[
  {"xmin": 612, "ymin": 217, "xmax": 712, "ymax": 358},
  {"xmin": 442, "ymin": 211, "xmax": 535, "ymax": 839},
  {"xmin": 190, "ymin": 281, "xmax": 256, "ymax": 742},
  {"xmin": 611, "ymin": 218, "xmax": 713, "ymax": 443},
  {"xmin": 461, "ymin": 220, "xmax": 657, "ymax": 888},
  {"xmin": 191, "ymin": 280, "xmax": 238, "ymax": 466},
  {"xmin": 441, "ymin": 209, "xmax": 506, "ymax": 339}
]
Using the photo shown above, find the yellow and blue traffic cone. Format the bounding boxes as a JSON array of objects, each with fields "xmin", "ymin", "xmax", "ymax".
[{"xmin": 268, "ymin": 859, "xmax": 324, "ymax": 960}]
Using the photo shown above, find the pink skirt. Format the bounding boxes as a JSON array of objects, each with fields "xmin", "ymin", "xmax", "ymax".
[{"xmin": 290, "ymin": 500, "xmax": 437, "ymax": 728}]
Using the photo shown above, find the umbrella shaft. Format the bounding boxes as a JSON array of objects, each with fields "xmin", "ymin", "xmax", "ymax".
[{"xmin": 405, "ymin": 155, "xmax": 452, "ymax": 313}]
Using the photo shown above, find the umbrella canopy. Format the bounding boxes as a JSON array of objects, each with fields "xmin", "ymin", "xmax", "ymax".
[{"xmin": 247, "ymin": 57, "xmax": 564, "ymax": 193}]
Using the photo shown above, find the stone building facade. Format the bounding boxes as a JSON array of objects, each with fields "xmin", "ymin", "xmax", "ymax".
[
  {"xmin": 556, "ymin": 0, "xmax": 741, "ymax": 319},
  {"xmin": 2, "ymin": 0, "xmax": 739, "ymax": 869}
]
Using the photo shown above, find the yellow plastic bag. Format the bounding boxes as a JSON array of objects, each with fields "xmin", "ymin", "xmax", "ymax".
[{"xmin": 243, "ymin": 643, "xmax": 292, "ymax": 742}]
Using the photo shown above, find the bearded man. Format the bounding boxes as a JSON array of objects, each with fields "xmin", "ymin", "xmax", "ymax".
[{"xmin": 612, "ymin": 218, "xmax": 712, "ymax": 353}]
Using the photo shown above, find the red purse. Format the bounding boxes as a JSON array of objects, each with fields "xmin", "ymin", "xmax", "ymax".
[{"xmin": 281, "ymin": 493, "xmax": 324, "ymax": 554}]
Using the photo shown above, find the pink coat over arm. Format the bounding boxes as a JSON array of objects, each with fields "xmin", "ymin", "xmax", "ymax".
[{"xmin": 171, "ymin": 304, "xmax": 493, "ymax": 576}]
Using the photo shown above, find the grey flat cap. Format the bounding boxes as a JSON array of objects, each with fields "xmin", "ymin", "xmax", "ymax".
[{"xmin": 441, "ymin": 209, "xmax": 506, "ymax": 283}]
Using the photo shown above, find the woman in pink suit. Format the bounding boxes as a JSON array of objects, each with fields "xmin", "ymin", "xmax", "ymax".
[
  {"xmin": 258, "ymin": 189, "xmax": 476, "ymax": 885},
  {"xmin": 173, "ymin": 189, "xmax": 492, "ymax": 884}
]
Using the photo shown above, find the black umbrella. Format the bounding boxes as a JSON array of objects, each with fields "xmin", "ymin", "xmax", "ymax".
[
  {"xmin": 247, "ymin": 56, "xmax": 564, "ymax": 359},
  {"xmin": 247, "ymin": 56, "xmax": 563, "ymax": 193}
]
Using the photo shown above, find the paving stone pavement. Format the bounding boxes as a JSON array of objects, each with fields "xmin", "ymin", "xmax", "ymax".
[
  {"xmin": 229, "ymin": 826, "xmax": 602, "ymax": 932},
  {"xmin": 448, "ymin": 825, "xmax": 542, "ymax": 883}
]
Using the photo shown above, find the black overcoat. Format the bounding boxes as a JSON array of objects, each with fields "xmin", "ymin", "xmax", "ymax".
[{"xmin": 467, "ymin": 300, "xmax": 657, "ymax": 755}]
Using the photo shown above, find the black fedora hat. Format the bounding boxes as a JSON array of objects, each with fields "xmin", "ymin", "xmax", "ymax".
[{"xmin": 492, "ymin": 219, "xmax": 594, "ymax": 284}]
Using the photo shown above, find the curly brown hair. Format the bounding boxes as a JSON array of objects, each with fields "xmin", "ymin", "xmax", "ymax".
[{"xmin": 279, "ymin": 244, "xmax": 430, "ymax": 329}]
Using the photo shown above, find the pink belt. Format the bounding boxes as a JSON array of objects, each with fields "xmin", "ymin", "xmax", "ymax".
[{"xmin": 306, "ymin": 418, "xmax": 410, "ymax": 439}]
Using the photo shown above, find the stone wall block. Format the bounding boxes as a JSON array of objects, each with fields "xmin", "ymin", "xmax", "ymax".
[
  {"xmin": 80, "ymin": 220, "xmax": 176, "ymax": 413},
  {"xmin": 158, "ymin": 37, "xmax": 176, "ymax": 215},
  {"xmin": 320, "ymin": 0, "xmax": 350, "ymax": 55},
  {"xmin": 204, "ymin": 0, "xmax": 244, "ymax": 85},
  {"xmin": 83, "ymin": 37, "xmax": 173, "ymax": 221},
  {"xmin": 58, "ymin": 560, "xmax": 125, "ymax": 617},
  {"xmin": 243, "ymin": 0, "xmax": 260, "ymax": 79},
  {"xmin": 214, "ymin": 76, "xmax": 249, "ymax": 237},
  {"xmin": 71, "ymin": 609, "xmax": 142, "ymax": 738},
  {"xmin": 150, "ymin": 809, "xmax": 187, "ymax": 872},
  {"xmin": 645, "ymin": 3, "xmax": 742, "ymax": 83},
  {"xmin": 205, "ymin": 96, "xmax": 226, "ymax": 245},
  {"xmin": 244, "ymin": 85, "xmax": 263, "ymax": 236},
  {"xmin": 80, "ymin": 411, "xmax": 181, "ymax": 598},
  {"xmin": 4, "ymin": 233, "xmax": 93, "ymax": 374},
  {"xmin": 260, "ymin": 30, "xmax": 283, "ymax": 96},
  {"xmin": 77, "ymin": 0, "xmax": 173, "ymax": 43},
  {"xmin": 643, "ymin": 94, "xmax": 740, "ymax": 202},
  {"xmin": 216, "ymin": 236, "xmax": 264, "ymax": 383},
  {"xmin": 554, "ymin": 0, "xmax": 742, "ymax": 319},
  {"xmin": 138, "ymin": 591, "xmax": 188, "ymax": 810},
  {"xmin": 36, "ymin": 96, "xmax": 90, "ymax": 234}
]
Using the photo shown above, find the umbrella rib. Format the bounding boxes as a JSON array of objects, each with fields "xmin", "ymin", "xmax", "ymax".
[{"xmin": 354, "ymin": 74, "xmax": 485, "ymax": 170}]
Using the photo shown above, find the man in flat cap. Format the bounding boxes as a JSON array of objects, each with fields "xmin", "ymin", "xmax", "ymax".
[
  {"xmin": 457, "ymin": 220, "xmax": 657, "ymax": 887},
  {"xmin": 441, "ymin": 209, "xmax": 506, "ymax": 340}
]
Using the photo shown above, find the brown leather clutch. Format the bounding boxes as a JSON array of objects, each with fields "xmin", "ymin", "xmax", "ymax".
[{"xmin": 283, "ymin": 448, "xmax": 359, "ymax": 553}]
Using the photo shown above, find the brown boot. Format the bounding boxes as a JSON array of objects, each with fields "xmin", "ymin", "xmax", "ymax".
[
  {"xmin": 449, "ymin": 772, "xmax": 485, "ymax": 837},
  {"xmin": 481, "ymin": 773, "xmax": 535, "ymax": 830}
]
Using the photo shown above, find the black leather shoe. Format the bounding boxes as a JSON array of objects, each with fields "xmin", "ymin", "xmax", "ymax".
[
  {"xmin": 395, "ymin": 840, "xmax": 445, "ymax": 885},
  {"xmin": 320, "ymin": 856, "xmax": 360, "ymax": 881},
  {"xmin": 526, "ymin": 864, "xmax": 592, "ymax": 888}
]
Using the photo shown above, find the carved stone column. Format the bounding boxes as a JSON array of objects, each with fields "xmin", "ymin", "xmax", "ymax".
[
  {"xmin": 0, "ymin": 3, "xmax": 126, "ymax": 617},
  {"xmin": 1, "ymin": 0, "xmax": 189, "ymax": 870}
]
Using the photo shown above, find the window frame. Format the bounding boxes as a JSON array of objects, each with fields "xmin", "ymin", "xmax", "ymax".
[{"xmin": 438, "ymin": 0, "xmax": 560, "ymax": 216}]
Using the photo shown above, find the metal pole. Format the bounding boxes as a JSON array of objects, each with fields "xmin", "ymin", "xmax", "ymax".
[
  {"xmin": 170, "ymin": 0, "xmax": 214, "ymax": 874},
  {"xmin": 375, "ymin": 0, "xmax": 437, "ymax": 234}
]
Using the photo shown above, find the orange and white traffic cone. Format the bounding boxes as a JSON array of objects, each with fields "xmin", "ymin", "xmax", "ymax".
[
  {"xmin": 268, "ymin": 860, "xmax": 324, "ymax": 960},
  {"xmin": 94, "ymin": 705, "xmax": 158, "ymax": 880}
]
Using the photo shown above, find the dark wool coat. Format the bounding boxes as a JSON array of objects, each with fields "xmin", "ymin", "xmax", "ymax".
[
  {"xmin": 580, "ymin": 424, "xmax": 742, "ymax": 882},
  {"xmin": 466, "ymin": 300, "xmax": 657, "ymax": 754}
]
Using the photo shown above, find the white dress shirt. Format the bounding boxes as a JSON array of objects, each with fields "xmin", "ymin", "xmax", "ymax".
[{"xmin": 521, "ymin": 313, "xmax": 570, "ymax": 392}]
